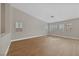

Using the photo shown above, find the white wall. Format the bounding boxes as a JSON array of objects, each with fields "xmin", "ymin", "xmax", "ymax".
[
  {"xmin": 49, "ymin": 18, "xmax": 79, "ymax": 39},
  {"xmin": 10, "ymin": 7, "xmax": 48, "ymax": 40}
]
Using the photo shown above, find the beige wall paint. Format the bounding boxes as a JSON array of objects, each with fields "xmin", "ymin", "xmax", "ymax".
[{"xmin": 49, "ymin": 18, "xmax": 79, "ymax": 39}]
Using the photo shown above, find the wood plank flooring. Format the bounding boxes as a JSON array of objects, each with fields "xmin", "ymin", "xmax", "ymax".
[{"xmin": 7, "ymin": 36, "xmax": 79, "ymax": 56}]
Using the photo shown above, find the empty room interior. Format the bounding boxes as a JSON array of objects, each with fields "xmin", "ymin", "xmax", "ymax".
[{"xmin": 1, "ymin": 3, "xmax": 79, "ymax": 56}]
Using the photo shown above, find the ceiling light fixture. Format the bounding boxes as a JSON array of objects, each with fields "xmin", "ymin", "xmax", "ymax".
[{"xmin": 50, "ymin": 16, "xmax": 54, "ymax": 18}]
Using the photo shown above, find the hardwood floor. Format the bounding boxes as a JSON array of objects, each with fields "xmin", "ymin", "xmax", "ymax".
[{"xmin": 7, "ymin": 36, "xmax": 79, "ymax": 56}]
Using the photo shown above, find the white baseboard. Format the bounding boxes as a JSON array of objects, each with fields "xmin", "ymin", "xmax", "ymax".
[
  {"xmin": 50, "ymin": 34, "xmax": 79, "ymax": 40},
  {"xmin": 4, "ymin": 42, "xmax": 11, "ymax": 56},
  {"xmin": 11, "ymin": 34, "xmax": 47, "ymax": 42},
  {"xmin": 1, "ymin": 33, "xmax": 12, "ymax": 56},
  {"xmin": 4, "ymin": 33, "xmax": 12, "ymax": 56}
]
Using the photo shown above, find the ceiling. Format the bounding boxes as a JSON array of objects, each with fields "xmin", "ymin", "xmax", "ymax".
[{"xmin": 10, "ymin": 3, "xmax": 79, "ymax": 23}]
